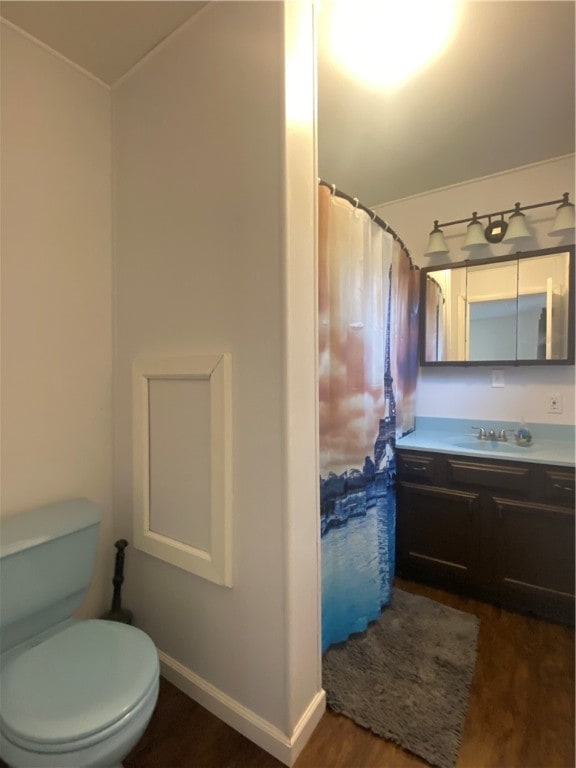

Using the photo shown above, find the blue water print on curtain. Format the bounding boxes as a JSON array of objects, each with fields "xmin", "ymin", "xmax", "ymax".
[{"xmin": 318, "ymin": 185, "xmax": 418, "ymax": 653}]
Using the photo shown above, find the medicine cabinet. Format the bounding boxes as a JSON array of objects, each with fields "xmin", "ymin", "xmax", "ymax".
[{"xmin": 420, "ymin": 246, "xmax": 575, "ymax": 366}]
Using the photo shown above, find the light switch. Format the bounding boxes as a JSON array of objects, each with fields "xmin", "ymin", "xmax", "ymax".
[{"xmin": 491, "ymin": 369, "xmax": 505, "ymax": 388}]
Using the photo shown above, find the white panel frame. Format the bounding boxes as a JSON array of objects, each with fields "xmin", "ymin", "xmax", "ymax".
[{"xmin": 133, "ymin": 354, "xmax": 232, "ymax": 586}]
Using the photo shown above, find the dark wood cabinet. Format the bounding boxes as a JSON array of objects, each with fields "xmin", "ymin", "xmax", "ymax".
[
  {"xmin": 395, "ymin": 480, "xmax": 480, "ymax": 591},
  {"xmin": 396, "ymin": 449, "xmax": 575, "ymax": 625}
]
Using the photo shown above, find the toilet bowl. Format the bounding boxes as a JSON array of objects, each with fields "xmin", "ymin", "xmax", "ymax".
[{"xmin": 0, "ymin": 500, "xmax": 160, "ymax": 768}]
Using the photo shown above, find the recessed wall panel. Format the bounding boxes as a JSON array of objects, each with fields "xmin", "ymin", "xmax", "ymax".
[
  {"xmin": 148, "ymin": 378, "xmax": 211, "ymax": 551},
  {"xmin": 132, "ymin": 353, "xmax": 232, "ymax": 586}
]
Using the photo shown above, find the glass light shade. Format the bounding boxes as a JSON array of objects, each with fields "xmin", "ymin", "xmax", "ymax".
[
  {"xmin": 462, "ymin": 219, "xmax": 488, "ymax": 249},
  {"xmin": 550, "ymin": 198, "xmax": 575, "ymax": 235},
  {"xmin": 503, "ymin": 209, "xmax": 531, "ymax": 242},
  {"xmin": 425, "ymin": 226, "xmax": 449, "ymax": 256}
]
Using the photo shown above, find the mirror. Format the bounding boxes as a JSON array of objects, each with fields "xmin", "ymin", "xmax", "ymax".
[{"xmin": 420, "ymin": 246, "xmax": 574, "ymax": 365}]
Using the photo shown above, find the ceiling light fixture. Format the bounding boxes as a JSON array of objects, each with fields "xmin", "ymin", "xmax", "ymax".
[
  {"xmin": 326, "ymin": 0, "xmax": 461, "ymax": 89},
  {"xmin": 424, "ymin": 193, "xmax": 575, "ymax": 257}
]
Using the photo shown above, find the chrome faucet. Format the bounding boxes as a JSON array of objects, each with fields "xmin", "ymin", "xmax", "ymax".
[{"xmin": 472, "ymin": 426, "xmax": 510, "ymax": 441}]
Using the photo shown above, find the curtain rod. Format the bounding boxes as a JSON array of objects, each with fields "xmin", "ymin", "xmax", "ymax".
[{"xmin": 319, "ymin": 179, "xmax": 415, "ymax": 267}]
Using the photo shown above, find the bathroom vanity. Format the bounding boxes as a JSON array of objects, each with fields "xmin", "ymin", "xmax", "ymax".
[{"xmin": 395, "ymin": 423, "xmax": 575, "ymax": 625}]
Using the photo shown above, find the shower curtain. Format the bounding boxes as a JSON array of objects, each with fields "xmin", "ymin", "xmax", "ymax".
[
  {"xmin": 424, "ymin": 274, "xmax": 446, "ymax": 362},
  {"xmin": 318, "ymin": 184, "xmax": 419, "ymax": 652}
]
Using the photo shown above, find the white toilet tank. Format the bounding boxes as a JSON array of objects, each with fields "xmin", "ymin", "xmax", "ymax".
[{"xmin": 0, "ymin": 499, "xmax": 101, "ymax": 653}]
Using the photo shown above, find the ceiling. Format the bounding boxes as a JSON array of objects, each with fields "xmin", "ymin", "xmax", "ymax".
[
  {"xmin": 1, "ymin": 1, "xmax": 574, "ymax": 206},
  {"xmin": 318, "ymin": 1, "xmax": 575, "ymax": 205},
  {"xmin": 0, "ymin": 1, "xmax": 208, "ymax": 84}
]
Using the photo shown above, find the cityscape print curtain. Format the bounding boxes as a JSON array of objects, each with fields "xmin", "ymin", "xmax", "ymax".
[{"xmin": 318, "ymin": 184, "xmax": 419, "ymax": 652}]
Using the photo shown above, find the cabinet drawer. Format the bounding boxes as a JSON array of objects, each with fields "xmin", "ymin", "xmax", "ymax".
[
  {"xmin": 447, "ymin": 459, "xmax": 531, "ymax": 494},
  {"xmin": 544, "ymin": 469, "xmax": 575, "ymax": 503},
  {"xmin": 397, "ymin": 453, "xmax": 435, "ymax": 482}
]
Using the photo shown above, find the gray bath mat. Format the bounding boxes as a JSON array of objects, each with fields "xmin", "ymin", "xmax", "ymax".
[{"xmin": 322, "ymin": 589, "xmax": 479, "ymax": 768}]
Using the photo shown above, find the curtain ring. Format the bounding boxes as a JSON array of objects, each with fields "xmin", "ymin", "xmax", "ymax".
[
  {"xmin": 330, "ymin": 184, "xmax": 336, "ymax": 196},
  {"xmin": 352, "ymin": 197, "xmax": 359, "ymax": 209}
]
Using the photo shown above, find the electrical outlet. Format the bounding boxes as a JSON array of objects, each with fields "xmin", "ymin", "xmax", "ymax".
[{"xmin": 548, "ymin": 393, "xmax": 563, "ymax": 414}]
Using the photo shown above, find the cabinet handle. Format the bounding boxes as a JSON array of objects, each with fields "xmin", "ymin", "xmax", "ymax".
[
  {"xmin": 552, "ymin": 482, "xmax": 574, "ymax": 492},
  {"xmin": 409, "ymin": 465, "xmax": 428, "ymax": 472}
]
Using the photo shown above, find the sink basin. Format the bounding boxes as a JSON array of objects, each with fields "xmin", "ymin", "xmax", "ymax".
[{"xmin": 451, "ymin": 438, "xmax": 531, "ymax": 454}]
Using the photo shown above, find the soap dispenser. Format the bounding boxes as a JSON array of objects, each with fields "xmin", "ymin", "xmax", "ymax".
[{"xmin": 515, "ymin": 418, "xmax": 532, "ymax": 446}]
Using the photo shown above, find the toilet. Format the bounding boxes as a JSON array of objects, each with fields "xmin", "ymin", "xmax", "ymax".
[{"xmin": 0, "ymin": 499, "xmax": 159, "ymax": 768}]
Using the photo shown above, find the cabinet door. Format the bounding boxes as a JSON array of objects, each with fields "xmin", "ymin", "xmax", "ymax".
[
  {"xmin": 396, "ymin": 481, "xmax": 480, "ymax": 593},
  {"xmin": 543, "ymin": 468, "xmax": 575, "ymax": 504},
  {"xmin": 493, "ymin": 497, "xmax": 575, "ymax": 625}
]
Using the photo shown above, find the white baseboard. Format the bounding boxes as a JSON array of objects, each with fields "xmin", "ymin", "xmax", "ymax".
[{"xmin": 158, "ymin": 650, "xmax": 326, "ymax": 766}]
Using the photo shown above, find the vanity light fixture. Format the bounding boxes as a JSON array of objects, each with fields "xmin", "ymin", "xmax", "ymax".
[
  {"xmin": 462, "ymin": 212, "xmax": 488, "ymax": 249},
  {"xmin": 425, "ymin": 220, "xmax": 449, "ymax": 255},
  {"xmin": 550, "ymin": 192, "xmax": 576, "ymax": 236},
  {"xmin": 424, "ymin": 193, "xmax": 574, "ymax": 256},
  {"xmin": 502, "ymin": 202, "xmax": 531, "ymax": 243}
]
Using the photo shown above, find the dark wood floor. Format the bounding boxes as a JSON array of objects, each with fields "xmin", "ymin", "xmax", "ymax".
[
  {"xmin": 0, "ymin": 579, "xmax": 571, "ymax": 768},
  {"xmin": 126, "ymin": 579, "xmax": 575, "ymax": 768}
]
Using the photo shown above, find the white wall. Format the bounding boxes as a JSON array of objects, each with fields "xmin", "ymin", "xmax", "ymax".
[
  {"xmin": 374, "ymin": 156, "xmax": 575, "ymax": 426},
  {"xmin": 0, "ymin": 22, "xmax": 113, "ymax": 618},
  {"xmin": 112, "ymin": 2, "xmax": 321, "ymax": 762}
]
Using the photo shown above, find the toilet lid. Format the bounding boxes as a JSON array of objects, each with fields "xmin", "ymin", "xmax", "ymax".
[{"xmin": 0, "ymin": 620, "xmax": 158, "ymax": 746}]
